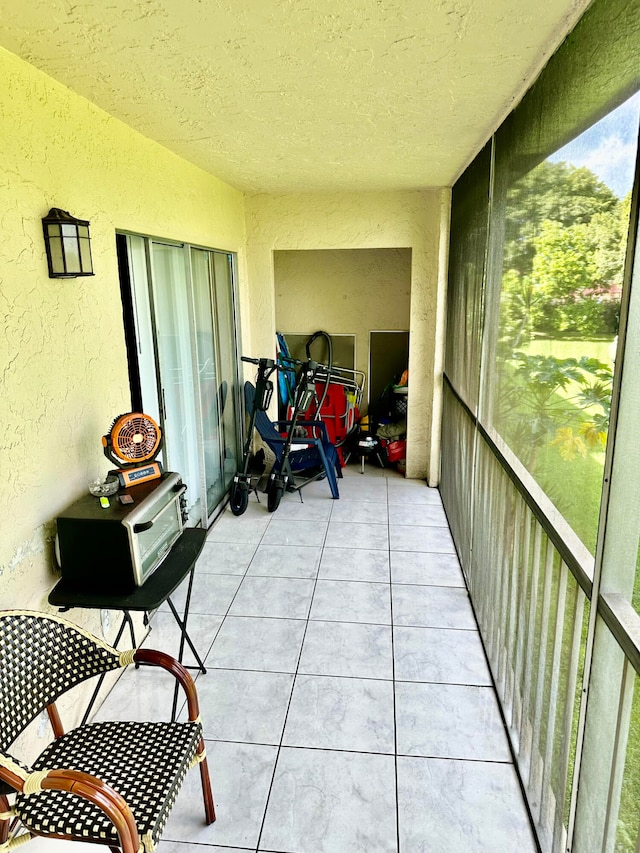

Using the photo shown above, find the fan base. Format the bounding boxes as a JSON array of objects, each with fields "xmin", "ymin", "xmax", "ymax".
[{"xmin": 113, "ymin": 462, "xmax": 163, "ymax": 488}]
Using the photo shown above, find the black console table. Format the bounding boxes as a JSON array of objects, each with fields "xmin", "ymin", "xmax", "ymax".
[{"xmin": 49, "ymin": 527, "xmax": 207, "ymax": 722}]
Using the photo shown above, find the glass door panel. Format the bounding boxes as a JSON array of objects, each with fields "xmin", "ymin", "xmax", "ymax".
[
  {"xmin": 119, "ymin": 234, "xmax": 241, "ymax": 528},
  {"xmin": 191, "ymin": 248, "xmax": 225, "ymax": 516},
  {"xmin": 212, "ymin": 252, "xmax": 240, "ymax": 491},
  {"xmin": 150, "ymin": 241, "xmax": 202, "ymax": 524},
  {"xmin": 125, "ymin": 234, "xmax": 162, "ymax": 432}
]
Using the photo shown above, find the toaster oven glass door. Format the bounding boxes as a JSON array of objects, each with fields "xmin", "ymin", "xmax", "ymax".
[{"xmin": 132, "ymin": 494, "xmax": 183, "ymax": 585}]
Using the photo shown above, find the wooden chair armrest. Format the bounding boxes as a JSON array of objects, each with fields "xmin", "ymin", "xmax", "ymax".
[
  {"xmin": 43, "ymin": 769, "xmax": 140, "ymax": 853},
  {"xmin": 0, "ymin": 766, "xmax": 140, "ymax": 853},
  {"xmin": 0, "ymin": 763, "xmax": 26, "ymax": 794},
  {"xmin": 133, "ymin": 648, "xmax": 201, "ymax": 722}
]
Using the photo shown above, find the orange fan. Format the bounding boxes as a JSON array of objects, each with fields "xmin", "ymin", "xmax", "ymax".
[{"xmin": 102, "ymin": 412, "xmax": 163, "ymax": 486}]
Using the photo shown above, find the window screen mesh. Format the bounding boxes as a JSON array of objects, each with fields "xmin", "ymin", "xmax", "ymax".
[{"xmin": 444, "ymin": 142, "xmax": 491, "ymax": 410}]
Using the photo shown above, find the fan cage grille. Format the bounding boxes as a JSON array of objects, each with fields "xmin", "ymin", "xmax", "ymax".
[{"xmin": 111, "ymin": 415, "xmax": 160, "ymax": 464}]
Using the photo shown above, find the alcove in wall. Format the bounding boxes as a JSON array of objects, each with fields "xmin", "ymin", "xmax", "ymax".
[{"xmin": 274, "ymin": 248, "xmax": 411, "ymax": 415}]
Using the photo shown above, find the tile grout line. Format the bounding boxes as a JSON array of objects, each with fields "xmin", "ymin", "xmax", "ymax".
[
  {"xmin": 253, "ymin": 492, "xmax": 335, "ymax": 852},
  {"xmin": 234, "ymin": 498, "xmax": 286, "ymax": 853},
  {"xmin": 199, "ymin": 664, "xmax": 492, "ymax": 689},
  {"xmin": 197, "ymin": 533, "xmax": 263, "ymax": 666},
  {"xmin": 206, "ymin": 504, "xmax": 281, "ymax": 853},
  {"xmin": 174, "ymin": 525, "xmax": 269, "ymax": 722},
  {"xmin": 148, "ymin": 537, "xmax": 263, "ymax": 721},
  {"xmin": 184, "ymin": 611, "xmax": 477, "ymax": 631},
  {"xmin": 217, "ymin": 571, "xmax": 464, "ymax": 589},
  {"xmin": 201, "ymin": 737, "xmax": 516, "ymax": 766},
  {"xmin": 387, "ymin": 476, "xmax": 402, "ymax": 853}
]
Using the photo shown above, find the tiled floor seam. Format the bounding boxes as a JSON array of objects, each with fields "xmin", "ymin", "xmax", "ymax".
[
  {"xmin": 253, "ymin": 495, "xmax": 334, "ymax": 852},
  {"xmin": 187, "ymin": 512, "xmax": 280, "ymax": 742},
  {"xmin": 387, "ymin": 476, "xmax": 402, "ymax": 853},
  {"xmin": 205, "ymin": 666, "xmax": 393, "ymax": 682},
  {"xmin": 194, "ymin": 533, "xmax": 266, "ymax": 687},
  {"xmin": 201, "ymin": 740, "xmax": 516, "ymax": 765}
]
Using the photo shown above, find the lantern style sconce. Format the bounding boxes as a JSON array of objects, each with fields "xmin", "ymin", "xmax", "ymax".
[{"xmin": 42, "ymin": 208, "xmax": 94, "ymax": 278}]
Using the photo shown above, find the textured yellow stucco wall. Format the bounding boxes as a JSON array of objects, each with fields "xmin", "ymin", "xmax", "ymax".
[
  {"xmin": 244, "ymin": 191, "xmax": 449, "ymax": 482},
  {"xmin": 0, "ymin": 47, "xmax": 246, "ymax": 636},
  {"xmin": 1, "ymin": 46, "xmax": 450, "ymax": 748},
  {"xmin": 274, "ymin": 248, "xmax": 411, "ymax": 400}
]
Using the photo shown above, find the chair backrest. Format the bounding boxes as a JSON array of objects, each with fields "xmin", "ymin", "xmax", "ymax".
[
  {"xmin": 244, "ymin": 382, "xmax": 286, "ymax": 460},
  {"xmin": 0, "ymin": 610, "xmax": 121, "ymax": 751},
  {"xmin": 244, "ymin": 381, "xmax": 341, "ymax": 485},
  {"xmin": 306, "ymin": 382, "xmax": 353, "ymax": 444}
]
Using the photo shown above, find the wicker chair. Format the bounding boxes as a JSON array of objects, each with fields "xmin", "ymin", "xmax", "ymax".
[{"xmin": 0, "ymin": 610, "xmax": 215, "ymax": 853}]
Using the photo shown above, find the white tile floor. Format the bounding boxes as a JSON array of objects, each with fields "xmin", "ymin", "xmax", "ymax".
[{"xmin": 27, "ymin": 466, "xmax": 538, "ymax": 853}]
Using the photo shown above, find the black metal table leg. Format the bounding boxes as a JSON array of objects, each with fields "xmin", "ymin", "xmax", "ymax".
[
  {"xmin": 167, "ymin": 564, "xmax": 206, "ymax": 721},
  {"xmin": 48, "ymin": 528, "xmax": 208, "ymax": 724},
  {"xmin": 80, "ymin": 612, "xmax": 133, "ymax": 725}
]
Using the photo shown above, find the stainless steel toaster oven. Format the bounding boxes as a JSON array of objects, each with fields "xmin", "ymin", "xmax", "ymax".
[{"xmin": 56, "ymin": 472, "xmax": 187, "ymax": 591}]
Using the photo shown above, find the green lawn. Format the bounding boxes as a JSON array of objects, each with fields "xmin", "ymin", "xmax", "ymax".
[
  {"xmin": 525, "ymin": 337, "xmax": 616, "ymax": 368},
  {"xmin": 534, "ymin": 443, "xmax": 605, "ymax": 554},
  {"xmin": 512, "ymin": 336, "xmax": 614, "ymax": 554}
]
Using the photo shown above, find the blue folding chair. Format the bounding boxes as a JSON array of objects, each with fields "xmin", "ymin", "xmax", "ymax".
[{"xmin": 244, "ymin": 382, "xmax": 342, "ymax": 502}]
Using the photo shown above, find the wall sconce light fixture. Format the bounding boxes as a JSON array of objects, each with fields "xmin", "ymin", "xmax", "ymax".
[{"xmin": 42, "ymin": 208, "xmax": 94, "ymax": 278}]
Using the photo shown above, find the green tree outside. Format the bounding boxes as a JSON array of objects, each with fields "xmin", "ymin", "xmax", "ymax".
[{"xmin": 495, "ymin": 158, "xmax": 627, "ymax": 551}]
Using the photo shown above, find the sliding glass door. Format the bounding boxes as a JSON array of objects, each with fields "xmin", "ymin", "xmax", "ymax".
[
  {"xmin": 190, "ymin": 247, "xmax": 240, "ymax": 517},
  {"xmin": 118, "ymin": 233, "xmax": 241, "ymax": 528}
]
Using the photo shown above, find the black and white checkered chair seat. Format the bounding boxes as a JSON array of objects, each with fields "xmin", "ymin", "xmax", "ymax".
[
  {"xmin": 15, "ymin": 719, "xmax": 202, "ymax": 848},
  {"xmin": 0, "ymin": 611, "xmax": 215, "ymax": 853}
]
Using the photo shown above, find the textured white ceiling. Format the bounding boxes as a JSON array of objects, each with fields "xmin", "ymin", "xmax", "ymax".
[{"xmin": 1, "ymin": 0, "xmax": 592, "ymax": 193}]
